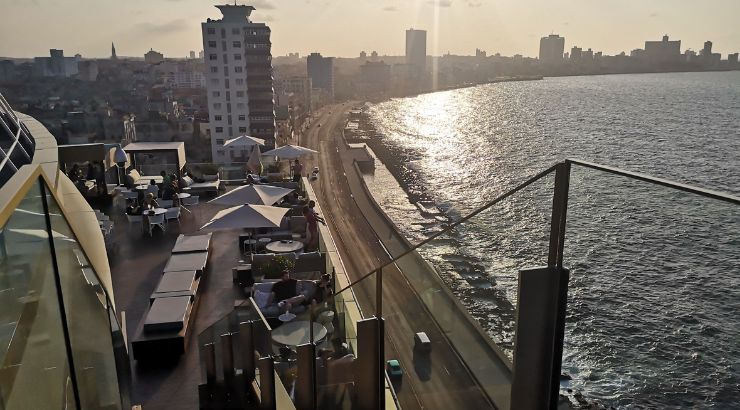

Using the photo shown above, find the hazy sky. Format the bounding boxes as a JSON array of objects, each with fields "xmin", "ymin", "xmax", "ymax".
[{"xmin": 1, "ymin": 0, "xmax": 739, "ymax": 59}]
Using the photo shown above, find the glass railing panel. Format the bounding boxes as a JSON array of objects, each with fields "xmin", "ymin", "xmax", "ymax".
[
  {"xmin": 0, "ymin": 178, "xmax": 77, "ymax": 409},
  {"xmin": 561, "ymin": 166, "xmax": 740, "ymax": 408},
  {"xmin": 44, "ymin": 183, "xmax": 124, "ymax": 410},
  {"xmin": 315, "ymin": 289, "xmax": 359, "ymax": 409},
  {"xmin": 378, "ymin": 172, "xmax": 555, "ymax": 409}
]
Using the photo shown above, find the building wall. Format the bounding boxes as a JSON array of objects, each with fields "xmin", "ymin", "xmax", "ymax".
[
  {"xmin": 405, "ymin": 29, "xmax": 427, "ymax": 72},
  {"xmin": 202, "ymin": 5, "xmax": 275, "ymax": 163},
  {"xmin": 539, "ymin": 35, "xmax": 565, "ymax": 63},
  {"xmin": 307, "ymin": 53, "xmax": 334, "ymax": 98}
]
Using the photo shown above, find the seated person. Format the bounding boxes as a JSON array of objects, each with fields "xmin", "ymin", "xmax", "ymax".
[
  {"xmin": 270, "ymin": 270, "xmax": 306, "ymax": 311},
  {"xmin": 142, "ymin": 192, "xmax": 159, "ymax": 211},
  {"xmin": 160, "ymin": 171, "xmax": 172, "ymax": 190},
  {"xmin": 126, "ymin": 201, "xmax": 143, "ymax": 215},
  {"xmin": 161, "ymin": 179, "xmax": 177, "ymax": 200}
]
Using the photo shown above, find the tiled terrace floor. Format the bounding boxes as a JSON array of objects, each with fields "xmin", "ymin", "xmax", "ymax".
[{"xmin": 101, "ymin": 197, "xmax": 242, "ymax": 409}]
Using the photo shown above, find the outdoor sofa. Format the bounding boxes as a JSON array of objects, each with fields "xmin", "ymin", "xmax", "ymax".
[
  {"xmin": 248, "ymin": 279, "xmax": 319, "ymax": 318},
  {"xmin": 126, "ymin": 168, "xmax": 163, "ymax": 186},
  {"xmin": 181, "ymin": 174, "xmax": 221, "ymax": 196}
]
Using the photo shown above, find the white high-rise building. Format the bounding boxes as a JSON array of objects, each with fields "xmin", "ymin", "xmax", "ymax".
[{"xmin": 202, "ymin": 4, "xmax": 275, "ymax": 163}]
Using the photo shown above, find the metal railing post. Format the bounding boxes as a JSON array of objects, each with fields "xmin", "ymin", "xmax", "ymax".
[
  {"xmin": 548, "ymin": 161, "xmax": 571, "ymax": 268},
  {"xmin": 375, "ymin": 268, "xmax": 382, "ymax": 318}
]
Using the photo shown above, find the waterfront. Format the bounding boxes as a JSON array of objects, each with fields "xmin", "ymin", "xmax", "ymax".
[{"xmin": 362, "ymin": 71, "xmax": 740, "ymax": 408}]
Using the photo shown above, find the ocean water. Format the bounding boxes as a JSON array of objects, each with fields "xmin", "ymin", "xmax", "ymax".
[{"xmin": 362, "ymin": 72, "xmax": 740, "ymax": 408}]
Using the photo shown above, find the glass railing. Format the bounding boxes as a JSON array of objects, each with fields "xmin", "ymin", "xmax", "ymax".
[
  {"xmin": 194, "ymin": 159, "xmax": 738, "ymax": 409},
  {"xmin": 560, "ymin": 164, "xmax": 740, "ymax": 408},
  {"xmin": 0, "ymin": 172, "xmax": 130, "ymax": 410},
  {"xmin": 355, "ymin": 160, "xmax": 738, "ymax": 409}
]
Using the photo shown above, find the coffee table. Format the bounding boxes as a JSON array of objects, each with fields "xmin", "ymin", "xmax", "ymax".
[
  {"xmin": 271, "ymin": 321, "xmax": 327, "ymax": 346},
  {"xmin": 266, "ymin": 240, "xmax": 304, "ymax": 254}
]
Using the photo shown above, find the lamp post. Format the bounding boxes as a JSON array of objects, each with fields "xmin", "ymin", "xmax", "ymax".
[{"xmin": 114, "ymin": 146, "xmax": 127, "ymax": 186}]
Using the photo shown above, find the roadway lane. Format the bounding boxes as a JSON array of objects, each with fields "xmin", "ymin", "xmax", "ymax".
[{"xmin": 301, "ymin": 104, "xmax": 495, "ymax": 410}]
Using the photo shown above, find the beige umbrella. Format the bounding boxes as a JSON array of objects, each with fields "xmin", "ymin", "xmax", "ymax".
[
  {"xmin": 199, "ymin": 204, "xmax": 289, "ymax": 230},
  {"xmin": 208, "ymin": 184, "xmax": 294, "ymax": 206},
  {"xmin": 223, "ymin": 135, "xmax": 266, "ymax": 148},
  {"xmin": 263, "ymin": 144, "xmax": 318, "ymax": 159},
  {"xmin": 247, "ymin": 144, "xmax": 263, "ymax": 175}
]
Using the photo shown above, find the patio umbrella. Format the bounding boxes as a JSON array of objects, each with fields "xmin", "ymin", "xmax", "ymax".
[
  {"xmin": 263, "ymin": 144, "xmax": 318, "ymax": 159},
  {"xmin": 247, "ymin": 144, "xmax": 263, "ymax": 175},
  {"xmin": 223, "ymin": 135, "xmax": 266, "ymax": 148},
  {"xmin": 208, "ymin": 184, "xmax": 294, "ymax": 206},
  {"xmin": 199, "ymin": 204, "xmax": 289, "ymax": 231}
]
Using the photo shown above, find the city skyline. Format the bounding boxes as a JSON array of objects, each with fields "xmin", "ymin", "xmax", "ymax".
[{"xmin": 1, "ymin": 0, "xmax": 739, "ymax": 59}]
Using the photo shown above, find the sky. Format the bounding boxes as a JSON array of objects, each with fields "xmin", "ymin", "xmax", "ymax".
[{"xmin": 1, "ymin": 0, "xmax": 739, "ymax": 59}]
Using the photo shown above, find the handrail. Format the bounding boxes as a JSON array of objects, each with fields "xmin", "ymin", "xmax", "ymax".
[
  {"xmin": 332, "ymin": 159, "xmax": 740, "ymax": 297},
  {"xmin": 566, "ymin": 158, "xmax": 740, "ymax": 205},
  {"xmin": 332, "ymin": 163, "xmax": 559, "ymax": 297}
]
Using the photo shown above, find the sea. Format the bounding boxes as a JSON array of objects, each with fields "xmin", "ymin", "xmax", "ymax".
[{"xmin": 361, "ymin": 71, "xmax": 740, "ymax": 408}]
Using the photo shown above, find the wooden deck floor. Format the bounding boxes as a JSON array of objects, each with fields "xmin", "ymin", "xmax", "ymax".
[{"xmin": 103, "ymin": 199, "xmax": 242, "ymax": 409}]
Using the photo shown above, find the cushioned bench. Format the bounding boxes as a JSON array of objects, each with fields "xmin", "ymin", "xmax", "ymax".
[
  {"xmin": 132, "ymin": 294, "xmax": 198, "ymax": 360},
  {"xmin": 150, "ymin": 270, "xmax": 199, "ymax": 303},
  {"xmin": 144, "ymin": 296, "xmax": 191, "ymax": 332},
  {"xmin": 181, "ymin": 175, "xmax": 220, "ymax": 196},
  {"xmin": 164, "ymin": 252, "xmax": 209, "ymax": 276},
  {"xmin": 172, "ymin": 233, "xmax": 212, "ymax": 254}
]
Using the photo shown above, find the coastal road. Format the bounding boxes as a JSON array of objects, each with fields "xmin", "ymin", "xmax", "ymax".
[{"xmin": 301, "ymin": 105, "xmax": 494, "ymax": 410}]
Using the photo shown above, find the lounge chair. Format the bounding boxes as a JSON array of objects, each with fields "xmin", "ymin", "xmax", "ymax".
[{"xmin": 128, "ymin": 169, "xmax": 164, "ymax": 186}]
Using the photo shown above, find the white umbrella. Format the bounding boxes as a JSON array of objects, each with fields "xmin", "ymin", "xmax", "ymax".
[
  {"xmin": 247, "ymin": 144, "xmax": 263, "ymax": 175},
  {"xmin": 200, "ymin": 204, "xmax": 289, "ymax": 230},
  {"xmin": 208, "ymin": 184, "xmax": 294, "ymax": 206},
  {"xmin": 223, "ymin": 135, "xmax": 266, "ymax": 147},
  {"xmin": 263, "ymin": 144, "xmax": 318, "ymax": 159}
]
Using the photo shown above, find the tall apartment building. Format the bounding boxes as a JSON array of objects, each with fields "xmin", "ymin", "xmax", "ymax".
[
  {"xmin": 306, "ymin": 53, "xmax": 334, "ymax": 98},
  {"xmin": 202, "ymin": 4, "xmax": 275, "ymax": 163},
  {"xmin": 405, "ymin": 28, "xmax": 427, "ymax": 72},
  {"xmin": 644, "ymin": 35, "xmax": 681, "ymax": 64},
  {"xmin": 539, "ymin": 34, "xmax": 565, "ymax": 63}
]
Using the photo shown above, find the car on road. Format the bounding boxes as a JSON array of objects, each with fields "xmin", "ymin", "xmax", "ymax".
[
  {"xmin": 414, "ymin": 332, "xmax": 431, "ymax": 353},
  {"xmin": 386, "ymin": 359, "xmax": 402, "ymax": 378}
]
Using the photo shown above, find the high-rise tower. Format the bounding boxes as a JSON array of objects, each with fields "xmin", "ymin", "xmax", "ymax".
[
  {"xmin": 202, "ymin": 4, "xmax": 276, "ymax": 162},
  {"xmin": 405, "ymin": 28, "xmax": 427, "ymax": 73},
  {"xmin": 539, "ymin": 34, "xmax": 565, "ymax": 63},
  {"xmin": 111, "ymin": 42, "xmax": 117, "ymax": 60},
  {"xmin": 307, "ymin": 53, "xmax": 334, "ymax": 98}
]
